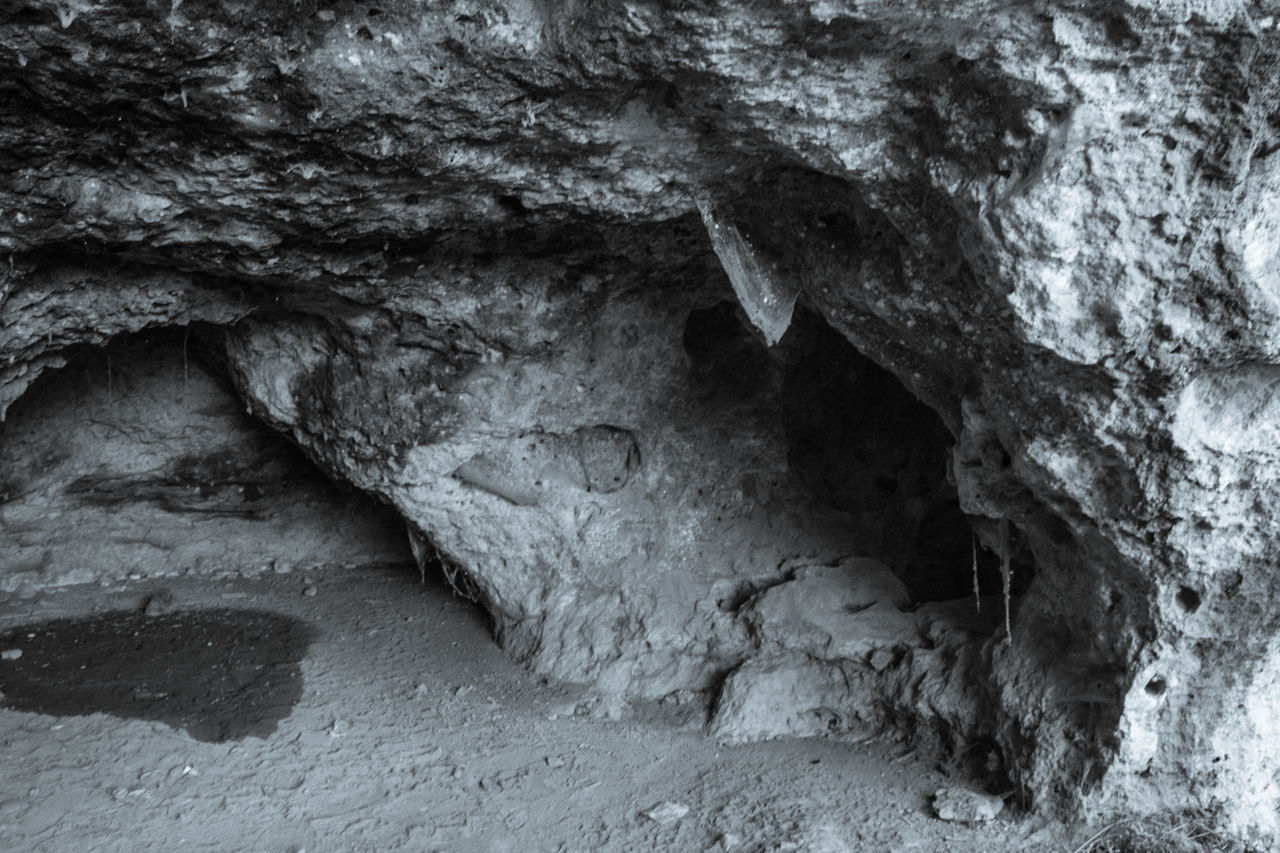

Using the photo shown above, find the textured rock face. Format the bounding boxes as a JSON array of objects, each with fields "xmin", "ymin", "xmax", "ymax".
[{"xmin": 3, "ymin": 0, "xmax": 1280, "ymax": 841}]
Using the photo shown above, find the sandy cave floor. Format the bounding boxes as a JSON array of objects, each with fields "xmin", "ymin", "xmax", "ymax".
[{"xmin": 0, "ymin": 564, "xmax": 1076, "ymax": 852}]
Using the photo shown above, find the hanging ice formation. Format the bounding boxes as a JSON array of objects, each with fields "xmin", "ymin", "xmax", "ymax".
[{"xmin": 696, "ymin": 198, "xmax": 798, "ymax": 346}]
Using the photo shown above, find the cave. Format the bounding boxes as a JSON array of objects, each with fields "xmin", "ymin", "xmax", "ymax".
[{"xmin": 2, "ymin": 1, "xmax": 1278, "ymax": 850}]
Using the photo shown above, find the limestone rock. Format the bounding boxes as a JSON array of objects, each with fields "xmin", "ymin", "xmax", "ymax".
[
  {"xmin": 3, "ymin": 0, "xmax": 1280, "ymax": 844},
  {"xmin": 642, "ymin": 801, "xmax": 690, "ymax": 826},
  {"xmin": 709, "ymin": 653, "xmax": 877, "ymax": 745}
]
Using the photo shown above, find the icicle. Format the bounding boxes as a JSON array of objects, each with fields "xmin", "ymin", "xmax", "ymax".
[
  {"xmin": 1000, "ymin": 518, "xmax": 1013, "ymax": 645},
  {"xmin": 696, "ymin": 197, "xmax": 797, "ymax": 346},
  {"xmin": 407, "ymin": 522, "xmax": 480, "ymax": 601},
  {"xmin": 406, "ymin": 524, "xmax": 430, "ymax": 585},
  {"xmin": 971, "ymin": 534, "xmax": 981, "ymax": 612}
]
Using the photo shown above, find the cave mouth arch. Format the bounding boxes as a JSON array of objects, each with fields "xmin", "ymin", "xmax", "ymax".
[
  {"xmin": 0, "ymin": 301, "xmax": 1035, "ymax": 756},
  {"xmin": 0, "ymin": 326, "xmax": 421, "ymax": 593}
]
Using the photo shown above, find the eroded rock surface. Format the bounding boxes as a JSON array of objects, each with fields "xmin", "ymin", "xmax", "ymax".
[{"xmin": 2, "ymin": 0, "xmax": 1279, "ymax": 842}]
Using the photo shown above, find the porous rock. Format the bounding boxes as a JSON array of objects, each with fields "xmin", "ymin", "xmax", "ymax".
[
  {"xmin": 933, "ymin": 787, "xmax": 1004, "ymax": 824},
  {"xmin": 2, "ymin": 0, "xmax": 1279, "ymax": 843}
]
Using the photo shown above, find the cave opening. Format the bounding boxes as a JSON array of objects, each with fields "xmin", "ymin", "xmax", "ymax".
[
  {"xmin": 0, "ymin": 300, "xmax": 1049, "ymax": 848},
  {"xmin": 0, "ymin": 324, "xmax": 505, "ymax": 741},
  {"xmin": 0, "ymin": 276, "xmax": 1045, "ymax": 840},
  {"xmin": 681, "ymin": 297, "xmax": 1034, "ymax": 609},
  {"xmin": 0, "ymin": 326, "xmax": 434, "ymax": 592}
]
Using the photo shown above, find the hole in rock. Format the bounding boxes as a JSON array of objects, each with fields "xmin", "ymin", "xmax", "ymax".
[
  {"xmin": 1176, "ymin": 586, "xmax": 1202, "ymax": 613},
  {"xmin": 683, "ymin": 300, "xmax": 773, "ymax": 404},
  {"xmin": 682, "ymin": 300, "xmax": 1025, "ymax": 602},
  {"xmin": 1145, "ymin": 677, "xmax": 1167, "ymax": 696},
  {"xmin": 497, "ymin": 194, "xmax": 528, "ymax": 215},
  {"xmin": 0, "ymin": 295, "xmax": 1038, "ymax": 842},
  {"xmin": 773, "ymin": 306, "xmax": 1015, "ymax": 602},
  {"xmin": 0, "ymin": 609, "xmax": 314, "ymax": 742}
]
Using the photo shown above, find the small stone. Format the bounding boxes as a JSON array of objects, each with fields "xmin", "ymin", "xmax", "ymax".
[
  {"xmin": 1, "ymin": 648, "xmax": 22, "ymax": 661},
  {"xmin": 868, "ymin": 648, "xmax": 896, "ymax": 672},
  {"xmin": 932, "ymin": 787, "xmax": 1004, "ymax": 823},
  {"xmin": 643, "ymin": 801, "xmax": 690, "ymax": 825},
  {"xmin": 716, "ymin": 831, "xmax": 742, "ymax": 850},
  {"xmin": 303, "ymin": 585, "xmax": 318, "ymax": 597},
  {"xmin": 143, "ymin": 590, "xmax": 175, "ymax": 617}
]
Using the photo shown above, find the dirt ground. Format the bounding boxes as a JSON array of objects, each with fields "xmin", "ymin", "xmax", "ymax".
[{"xmin": 0, "ymin": 564, "xmax": 1076, "ymax": 852}]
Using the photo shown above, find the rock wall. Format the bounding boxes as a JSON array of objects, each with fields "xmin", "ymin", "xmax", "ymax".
[{"xmin": 3, "ymin": 0, "xmax": 1279, "ymax": 842}]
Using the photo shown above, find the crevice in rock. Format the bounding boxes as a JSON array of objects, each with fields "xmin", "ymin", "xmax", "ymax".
[{"xmin": 779, "ymin": 305, "xmax": 1034, "ymax": 603}]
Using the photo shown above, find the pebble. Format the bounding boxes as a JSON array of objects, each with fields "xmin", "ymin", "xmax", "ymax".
[
  {"xmin": 1, "ymin": 648, "xmax": 22, "ymax": 661},
  {"xmin": 303, "ymin": 585, "xmax": 318, "ymax": 597},
  {"xmin": 716, "ymin": 831, "xmax": 743, "ymax": 850},
  {"xmin": 643, "ymin": 801, "xmax": 690, "ymax": 825},
  {"xmin": 932, "ymin": 787, "xmax": 1004, "ymax": 823},
  {"xmin": 143, "ymin": 590, "xmax": 176, "ymax": 617}
]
